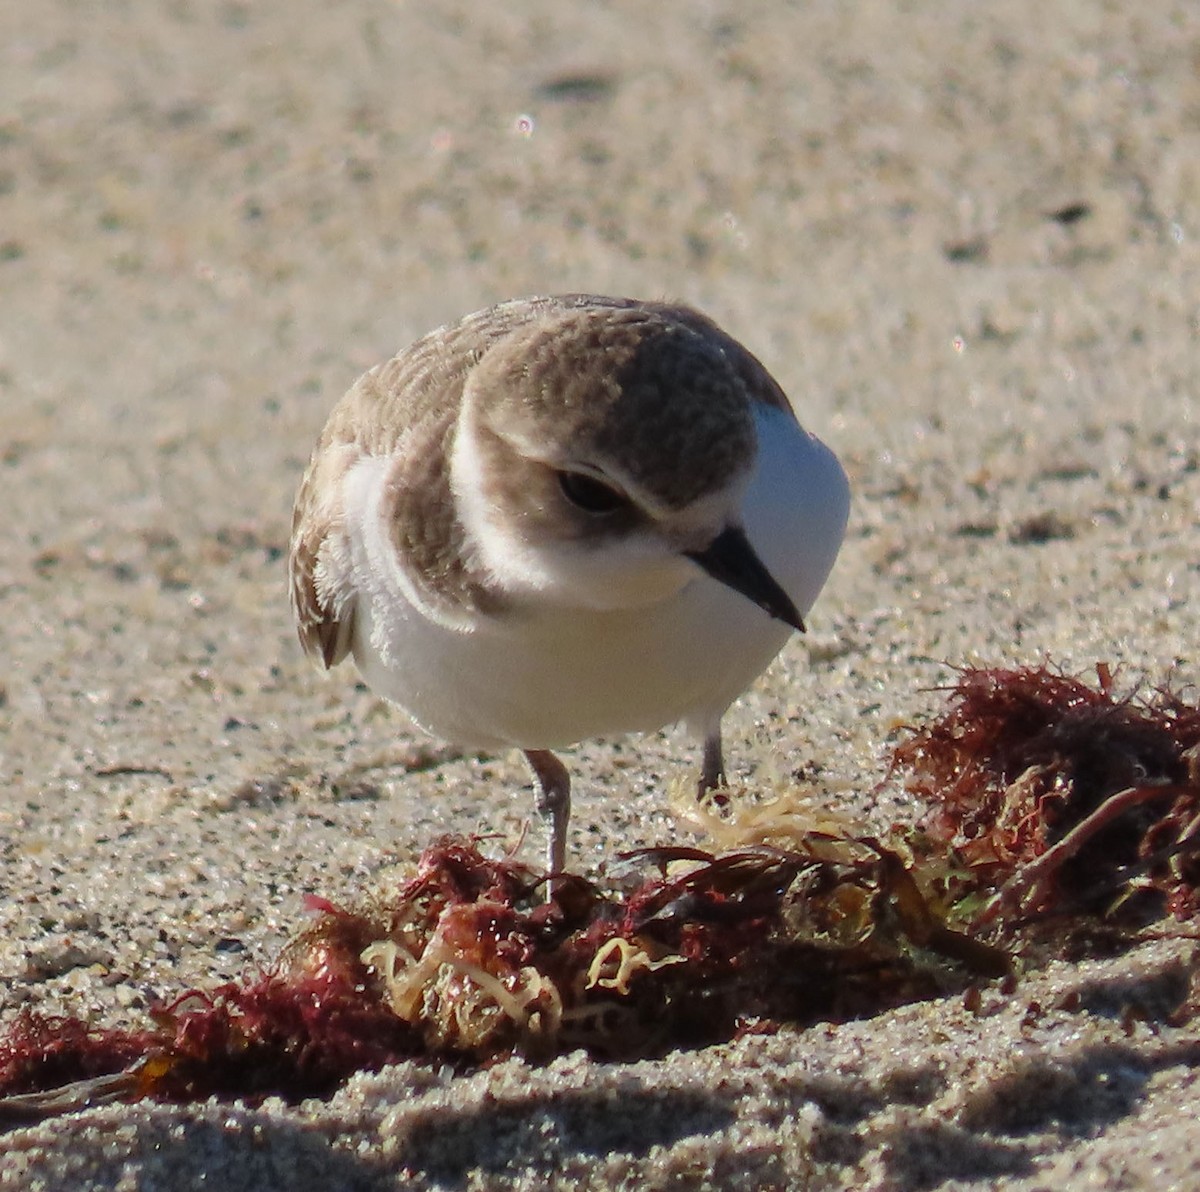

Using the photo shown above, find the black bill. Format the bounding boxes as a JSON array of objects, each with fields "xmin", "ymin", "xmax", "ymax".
[{"xmin": 685, "ymin": 525, "xmax": 805, "ymax": 633}]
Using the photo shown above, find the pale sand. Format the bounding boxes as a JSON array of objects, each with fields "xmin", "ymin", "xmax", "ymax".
[{"xmin": 2, "ymin": 2, "xmax": 1199, "ymax": 1187}]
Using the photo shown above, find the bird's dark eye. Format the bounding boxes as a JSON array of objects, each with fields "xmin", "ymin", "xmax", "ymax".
[{"xmin": 557, "ymin": 470, "xmax": 628, "ymax": 514}]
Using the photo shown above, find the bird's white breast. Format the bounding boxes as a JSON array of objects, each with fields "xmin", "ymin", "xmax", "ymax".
[{"xmin": 344, "ymin": 404, "xmax": 849, "ymax": 751}]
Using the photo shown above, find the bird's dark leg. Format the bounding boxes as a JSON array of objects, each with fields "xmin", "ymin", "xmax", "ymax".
[
  {"xmin": 524, "ymin": 748, "xmax": 571, "ymax": 879},
  {"xmin": 699, "ymin": 729, "xmax": 726, "ymax": 796}
]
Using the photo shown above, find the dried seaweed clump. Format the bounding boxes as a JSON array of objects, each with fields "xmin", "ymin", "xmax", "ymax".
[
  {"xmin": 893, "ymin": 665, "xmax": 1200, "ymax": 924},
  {"xmin": 0, "ymin": 894, "xmax": 419, "ymax": 1119},
  {"xmin": 0, "ymin": 834, "xmax": 1003, "ymax": 1118},
  {"xmin": 15, "ymin": 660, "xmax": 1193, "ymax": 1118}
]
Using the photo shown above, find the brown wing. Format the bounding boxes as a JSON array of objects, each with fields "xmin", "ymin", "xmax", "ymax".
[
  {"xmin": 287, "ymin": 298, "xmax": 565, "ymax": 668},
  {"xmin": 289, "ymin": 431, "xmax": 361, "ymax": 670}
]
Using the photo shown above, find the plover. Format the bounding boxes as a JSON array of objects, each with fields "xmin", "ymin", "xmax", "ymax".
[{"xmin": 289, "ymin": 294, "xmax": 849, "ymax": 875}]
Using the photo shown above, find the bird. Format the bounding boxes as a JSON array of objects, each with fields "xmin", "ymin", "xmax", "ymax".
[{"xmin": 289, "ymin": 294, "xmax": 849, "ymax": 877}]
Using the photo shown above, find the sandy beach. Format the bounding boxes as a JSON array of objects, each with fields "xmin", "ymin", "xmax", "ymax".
[{"xmin": 3, "ymin": 1, "xmax": 1199, "ymax": 1187}]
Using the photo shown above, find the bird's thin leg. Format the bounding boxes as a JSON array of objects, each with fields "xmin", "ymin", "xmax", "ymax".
[
  {"xmin": 524, "ymin": 748, "xmax": 571, "ymax": 878},
  {"xmin": 699, "ymin": 728, "xmax": 726, "ymax": 796}
]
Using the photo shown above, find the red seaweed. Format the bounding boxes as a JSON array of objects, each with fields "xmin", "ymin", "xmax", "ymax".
[
  {"xmin": 6, "ymin": 663, "xmax": 1200, "ymax": 1118},
  {"xmin": 893, "ymin": 664, "xmax": 1200, "ymax": 922}
]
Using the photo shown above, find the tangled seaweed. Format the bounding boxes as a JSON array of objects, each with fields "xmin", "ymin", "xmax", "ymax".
[
  {"xmin": 895, "ymin": 664, "xmax": 1200, "ymax": 924},
  {"xmin": 3, "ymin": 663, "xmax": 1199, "ymax": 1119},
  {"xmin": 0, "ymin": 834, "xmax": 1002, "ymax": 1117}
]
